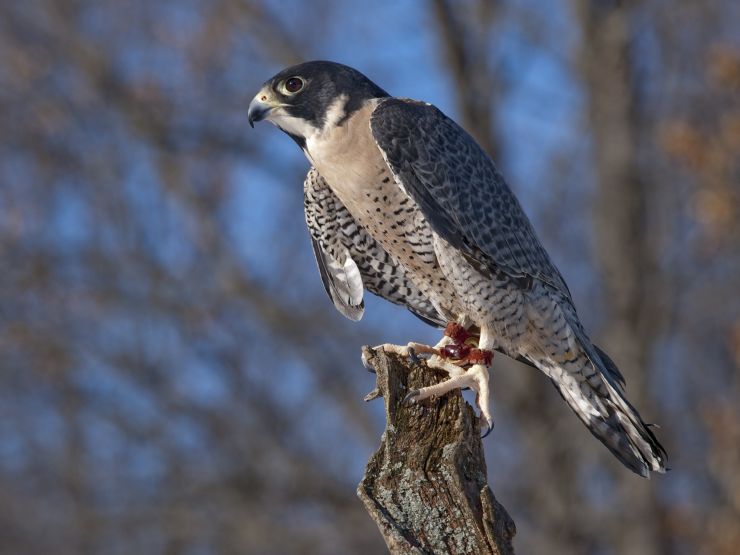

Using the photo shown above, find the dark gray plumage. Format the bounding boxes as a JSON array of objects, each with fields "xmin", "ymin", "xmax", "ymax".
[
  {"xmin": 371, "ymin": 98, "xmax": 570, "ymax": 296},
  {"xmin": 369, "ymin": 98, "xmax": 664, "ymax": 473},
  {"xmin": 249, "ymin": 60, "xmax": 667, "ymax": 477}
]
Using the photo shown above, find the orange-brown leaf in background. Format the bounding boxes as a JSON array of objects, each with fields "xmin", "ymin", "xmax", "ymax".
[{"xmin": 708, "ymin": 44, "xmax": 740, "ymax": 92}]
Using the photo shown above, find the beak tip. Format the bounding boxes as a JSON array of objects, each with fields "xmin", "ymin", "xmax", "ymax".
[{"xmin": 248, "ymin": 95, "xmax": 272, "ymax": 129}]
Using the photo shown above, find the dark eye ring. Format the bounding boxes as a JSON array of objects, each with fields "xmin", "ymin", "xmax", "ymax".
[{"xmin": 284, "ymin": 77, "xmax": 304, "ymax": 94}]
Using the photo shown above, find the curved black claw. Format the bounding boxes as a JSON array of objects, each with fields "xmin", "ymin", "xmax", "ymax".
[
  {"xmin": 481, "ymin": 421, "xmax": 494, "ymax": 439},
  {"xmin": 407, "ymin": 347, "xmax": 421, "ymax": 365},
  {"xmin": 402, "ymin": 389, "xmax": 420, "ymax": 406}
]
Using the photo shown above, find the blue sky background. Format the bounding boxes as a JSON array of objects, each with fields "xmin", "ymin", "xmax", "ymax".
[{"xmin": 2, "ymin": 1, "xmax": 739, "ymax": 553}]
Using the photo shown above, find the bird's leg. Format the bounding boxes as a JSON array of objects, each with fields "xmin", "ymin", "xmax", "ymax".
[
  {"xmin": 404, "ymin": 326, "xmax": 495, "ymax": 436},
  {"xmin": 424, "ymin": 337, "xmax": 468, "ymax": 378},
  {"xmin": 365, "ymin": 338, "xmax": 442, "ymax": 375},
  {"xmin": 374, "ymin": 321, "xmax": 479, "ymax": 373},
  {"xmin": 377, "ymin": 341, "xmax": 440, "ymax": 359},
  {"xmin": 375, "ymin": 322, "xmax": 473, "ymax": 359}
]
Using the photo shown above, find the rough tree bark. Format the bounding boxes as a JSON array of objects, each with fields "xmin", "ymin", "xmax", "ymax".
[{"xmin": 358, "ymin": 347, "xmax": 516, "ymax": 555}]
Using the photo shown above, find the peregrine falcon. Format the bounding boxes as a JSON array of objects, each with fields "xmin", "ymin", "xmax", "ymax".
[{"xmin": 248, "ymin": 61, "xmax": 667, "ymax": 477}]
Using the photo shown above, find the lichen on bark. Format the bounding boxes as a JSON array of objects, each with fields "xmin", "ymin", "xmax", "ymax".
[{"xmin": 357, "ymin": 347, "xmax": 516, "ymax": 555}]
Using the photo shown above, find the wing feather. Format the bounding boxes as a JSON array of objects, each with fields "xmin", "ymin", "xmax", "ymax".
[
  {"xmin": 304, "ymin": 167, "xmax": 445, "ymax": 326},
  {"xmin": 370, "ymin": 98, "xmax": 571, "ymax": 298},
  {"xmin": 309, "ymin": 235, "xmax": 364, "ymax": 321}
]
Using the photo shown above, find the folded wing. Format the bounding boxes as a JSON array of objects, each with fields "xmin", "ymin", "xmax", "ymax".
[
  {"xmin": 304, "ymin": 167, "xmax": 445, "ymax": 327},
  {"xmin": 370, "ymin": 98, "xmax": 571, "ymax": 298}
]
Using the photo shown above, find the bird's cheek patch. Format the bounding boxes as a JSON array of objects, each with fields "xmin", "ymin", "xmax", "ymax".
[{"xmin": 269, "ymin": 110, "xmax": 318, "ymax": 138}]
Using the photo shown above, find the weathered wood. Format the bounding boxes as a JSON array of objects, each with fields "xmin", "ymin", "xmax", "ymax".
[{"xmin": 358, "ymin": 347, "xmax": 516, "ymax": 555}]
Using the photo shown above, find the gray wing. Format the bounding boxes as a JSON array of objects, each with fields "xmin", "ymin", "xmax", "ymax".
[
  {"xmin": 370, "ymin": 98, "xmax": 571, "ymax": 297},
  {"xmin": 304, "ymin": 167, "xmax": 445, "ymax": 326}
]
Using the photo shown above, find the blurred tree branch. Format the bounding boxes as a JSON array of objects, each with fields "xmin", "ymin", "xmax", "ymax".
[
  {"xmin": 574, "ymin": 1, "xmax": 670, "ymax": 552},
  {"xmin": 430, "ymin": 0, "xmax": 503, "ymax": 158},
  {"xmin": 1, "ymin": 1, "xmax": 739, "ymax": 553},
  {"xmin": 358, "ymin": 347, "xmax": 516, "ymax": 555}
]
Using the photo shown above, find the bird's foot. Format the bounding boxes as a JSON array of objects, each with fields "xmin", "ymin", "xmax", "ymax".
[
  {"xmin": 436, "ymin": 322, "xmax": 490, "ymax": 367},
  {"xmin": 375, "ymin": 341, "xmax": 440, "ymax": 362},
  {"xmin": 403, "ymin": 358, "xmax": 494, "ymax": 437},
  {"xmin": 374, "ymin": 323, "xmax": 478, "ymax": 366},
  {"xmin": 439, "ymin": 344, "xmax": 493, "ymax": 366},
  {"xmin": 363, "ymin": 343, "xmax": 435, "ymax": 373}
]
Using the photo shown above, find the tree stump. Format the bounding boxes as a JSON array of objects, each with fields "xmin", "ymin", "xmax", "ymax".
[{"xmin": 358, "ymin": 347, "xmax": 516, "ymax": 555}]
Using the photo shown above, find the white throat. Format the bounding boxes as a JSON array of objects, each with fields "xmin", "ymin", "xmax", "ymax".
[
  {"xmin": 266, "ymin": 94, "xmax": 350, "ymax": 150},
  {"xmin": 322, "ymin": 94, "xmax": 349, "ymax": 131},
  {"xmin": 303, "ymin": 95, "xmax": 350, "ymax": 163},
  {"xmin": 268, "ymin": 111, "xmax": 318, "ymax": 140}
]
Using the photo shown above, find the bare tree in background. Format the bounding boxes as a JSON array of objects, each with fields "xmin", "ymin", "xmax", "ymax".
[
  {"xmin": 431, "ymin": 1, "xmax": 740, "ymax": 554},
  {"xmin": 0, "ymin": 1, "xmax": 738, "ymax": 554},
  {"xmin": 0, "ymin": 2, "xmax": 385, "ymax": 553},
  {"xmin": 574, "ymin": 2, "xmax": 669, "ymax": 552}
]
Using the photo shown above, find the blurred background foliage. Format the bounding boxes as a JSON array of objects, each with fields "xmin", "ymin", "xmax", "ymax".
[{"xmin": 0, "ymin": 0, "xmax": 738, "ymax": 554}]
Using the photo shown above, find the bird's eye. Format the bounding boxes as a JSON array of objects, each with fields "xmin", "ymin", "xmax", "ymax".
[{"xmin": 283, "ymin": 77, "xmax": 304, "ymax": 94}]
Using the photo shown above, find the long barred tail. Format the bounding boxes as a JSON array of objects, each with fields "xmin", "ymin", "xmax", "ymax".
[
  {"xmin": 528, "ymin": 295, "xmax": 668, "ymax": 477},
  {"xmin": 541, "ymin": 348, "xmax": 667, "ymax": 477}
]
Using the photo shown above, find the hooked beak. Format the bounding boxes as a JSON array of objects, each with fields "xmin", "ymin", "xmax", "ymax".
[{"xmin": 248, "ymin": 92, "xmax": 275, "ymax": 128}]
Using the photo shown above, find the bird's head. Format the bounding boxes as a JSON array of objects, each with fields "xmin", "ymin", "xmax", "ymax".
[{"xmin": 248, "ymin": 61, "xmax": 389, "ymax": 147}]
